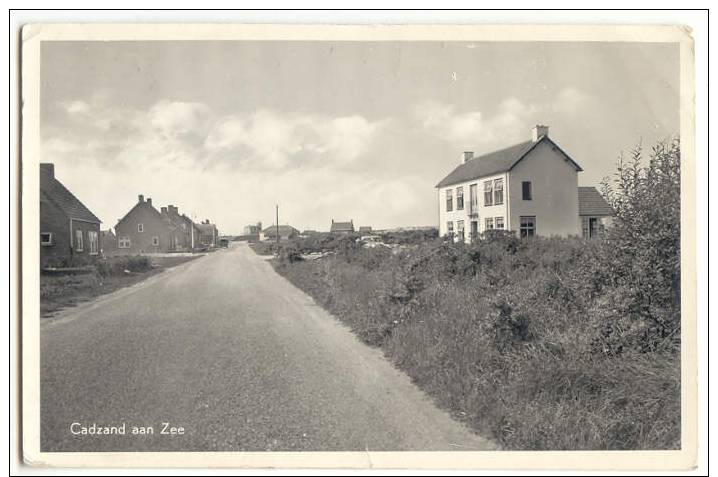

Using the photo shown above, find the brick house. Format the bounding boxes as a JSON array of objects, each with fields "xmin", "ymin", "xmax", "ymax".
[
  {"xmin": 196, "ymin": 220, "xmax": 219, "ymax": 247},
  {"xmin": 437, "ymin": 125, "xmax": 613, "ymax": 241},
  {"xmin": 115, "ymin": 195, "xmax": 183, "ymax": 254},
  {"xmin": 330, "ymin": 219, "xmax": 355, "ymax": 234},
  {"xmin": 40, "ymin": 163, "xmax": 101, "ymax": 267},
  {"xmin": 161, "ymin": 205, "xmax": 201, "ymax": 251}
]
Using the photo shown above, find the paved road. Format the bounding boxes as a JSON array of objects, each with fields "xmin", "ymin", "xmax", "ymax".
[{"xmin": 41, "ymin": 243, "xmax": 494, "ymax": 452}]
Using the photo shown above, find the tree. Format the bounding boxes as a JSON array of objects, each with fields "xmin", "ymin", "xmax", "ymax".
[{"xmin": 596, "ymin": 138, "xmax": 681, "ymax": 353}]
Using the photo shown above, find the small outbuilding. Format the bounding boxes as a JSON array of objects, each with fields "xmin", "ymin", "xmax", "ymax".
[{"xmin": 578, "ymin": 186, "xmax": 614, "ymax": 238}]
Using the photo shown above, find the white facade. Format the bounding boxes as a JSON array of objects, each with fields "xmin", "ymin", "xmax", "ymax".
[
  {"xmin": 438, "ymin": 128, "xmax": 583, "ymax": 241},
  {"xmin": 507, "ymin": 140, "xmax": 581, "ymax": 237},
  {"xmin": 438, "ymin": 172, "xmax": 509, "ymax": 241}
]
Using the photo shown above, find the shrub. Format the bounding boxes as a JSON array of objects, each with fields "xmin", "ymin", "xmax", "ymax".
[
  {"xmin": 596, "ymin": 138, "xmax": 681, "ymax": 354},
  {"xmin": 95, "ymin": 255, "xmax": 152, "ymax": 277}
]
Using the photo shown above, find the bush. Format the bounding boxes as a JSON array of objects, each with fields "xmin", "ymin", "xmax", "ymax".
[
  {"xmin": 95, "ymin": 255, "xmax": 152, "ymax": 277},
  {"xmin": 596, "ymin": 139, "xmax": 681, "ymax": 354}
]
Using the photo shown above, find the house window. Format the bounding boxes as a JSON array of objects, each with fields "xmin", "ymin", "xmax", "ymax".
[
  {"xmin": 75, "ymin": 230, "xmax": 84, "ymax": 252},
  {"xmin": 152, "ymin": 236, "xmax": 160, "ymax": 246},
  {"xmin": 520, "ymin": 216, "xmax": 536, "ymax": 238},
  {"xmin": 522, "ymin": 181, "xmax": 532, "ymax": 200},
  {"xmin": 456, "ymin": 187, "xmax": 464, "ymax": 210},
  {"xmin": 469, "ymin": 184, "xmax": 478, "ymax": 214},
  {"xmin": 138, "ymin": 223, "xmax": 144, "ymax": 233},
  {"xmin": 40, "ymin": 232, "xmax": 53, "ymax": 246},
  {"xmin": 118, "ymin": 236, "xmax": 131, "ymax": 248},
  {"xmin": 457, "ymin": 220, "xmax": 465, "ymax": 242},
  {"xmin": 495, "ymin": 217, "xmax": 505, "ymax": 229},
  {"xmin": 446, "ymin": 189, "xmax": 453, "ymax": 212},
  {"xmin": 446, "ymin": 221, "xmax": 454, "ymax": 238},
  {"xmin": 494, "ymin": 179, "xmax": 504, "ymax": 205},
  {"xmin": 485, "ymin": 218, "xmax": 494, "ymax": 230},
  {"xmin": 88, "ymin": 231, "xmax": 99, "ymax": 255},
  {"xmin": 484, "ymin": 181, "xmax": 493, "ymax": 206}
]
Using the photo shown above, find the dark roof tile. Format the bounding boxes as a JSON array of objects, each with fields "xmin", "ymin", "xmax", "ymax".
[
  {"xmin": 578, "ymin": 187, "xmax": 614, "ymax": 216},
  {"xmin": 436, "ymin": 137, "xmax": 582, "ymax": 188},
  {"xmin": 40, "ymin": 164, "xmax": 101, "ymax": 223},
  {"xmin": 330, "ymin": 221, "xmax": 354, "ymax": 232}
]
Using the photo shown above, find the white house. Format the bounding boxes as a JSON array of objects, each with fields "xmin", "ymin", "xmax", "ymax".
[{"xmin": 436, "ymin": 125, "xmax": 613, "ymax": 241}]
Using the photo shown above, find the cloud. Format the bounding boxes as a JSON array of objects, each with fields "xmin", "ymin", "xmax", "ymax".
[
  {"xmin": 413, "ymin": 88, "xmax": 592, "ymax": 153},
  {"xmin": 63, "ymin": 100, "xmax": 91, "ymax": 115},
  {"xmin": 148, "ymin": 100, "xmax": 213, "ymax": 141},
  {"xmin": 553, "ymin": 87, "xmax": 591, "ymax": 115},
  {"xmin": 204, "ymin": 110, "xmax": 384, "ymax": 170},
  {"xmin": 41, "ymin": 98, "xmax": 406, "ymax": 231},
  {"xmin": 414, "ymin": 98, "xmax": 529, "ymax": 149}
]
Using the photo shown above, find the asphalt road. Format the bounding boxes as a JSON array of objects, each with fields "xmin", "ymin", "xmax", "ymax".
[{"xmin": 41, "ymin": 243, "xmax": 494, "ymax": 452}]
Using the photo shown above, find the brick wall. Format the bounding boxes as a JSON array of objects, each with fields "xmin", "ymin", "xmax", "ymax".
[
  {"xmin": 40, "ymin": 199, "xmax": 101, "ymax": 266},
  {"xmin": 115, "ymin": 201, "xmax": 179, "ymax": 254}
]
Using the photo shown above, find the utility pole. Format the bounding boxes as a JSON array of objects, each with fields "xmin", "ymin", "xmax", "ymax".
[{"xmin": 275, "ymin": 204, "xmax": 280, "ymax": 256}]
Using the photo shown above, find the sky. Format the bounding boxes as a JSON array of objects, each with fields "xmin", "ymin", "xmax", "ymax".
[{"xmin": 41, "ymin": 41, "xmax": 680, "ymax": 234}]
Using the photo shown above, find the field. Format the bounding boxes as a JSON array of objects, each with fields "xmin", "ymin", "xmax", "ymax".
[
  {"xmin": 40, "ymin": 255, "xmax": 199, "ymax": 317},
  {"xmin": 256, "ymin": 140, "xmax": 682, "ymax": 450}
]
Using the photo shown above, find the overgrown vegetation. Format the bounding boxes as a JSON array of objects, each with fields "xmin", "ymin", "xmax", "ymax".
[{"xmin": 263, "ymin": 139, "xmax": 681, "ymax": 450}]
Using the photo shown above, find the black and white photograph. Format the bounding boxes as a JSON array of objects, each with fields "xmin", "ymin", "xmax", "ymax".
[{"xmin": 15, "ymin": 18, "xmax": 701, "ymax": 471}]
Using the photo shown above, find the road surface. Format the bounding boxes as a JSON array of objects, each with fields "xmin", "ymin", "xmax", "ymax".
[{"xmin": 41, "ymin": 243, "xmax": 494, "ymax": 452}]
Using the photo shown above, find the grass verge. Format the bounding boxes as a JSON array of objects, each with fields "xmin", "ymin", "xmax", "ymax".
[{"xmin": 40, "ymin": 255, "xmax": 199, "ymax": 318}]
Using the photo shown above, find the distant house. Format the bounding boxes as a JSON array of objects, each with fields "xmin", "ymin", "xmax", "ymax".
[
  {"xmin": 358, "ymin": 226, "xmax": 372, "ymax": 234},
  {"xmin": 578, "ymin": 187, "xmax": 614, "ymax": 238},
  {"xmin": 330, "ymin": 219, "xmax": 355, "ymax": 234},
  {"xmin": 115, "ymin": 194, "xmax": 183, "ymax": 254},
  {"xmin": 100, "ymin": 229, "xmax": 117, "ymax": 255},
  {"xmin": 197, "ymin": 220, "xmax": 219, "ymax": 247},
  {"xmin": 261, "ymin": 224, "xmax": 299, "ymax": 241},
  {"xmin": 40, "ymin": 163, "xmax": 101, "ymax": 266},
  {"xmin": 161, "ymin": 205, "xmax": 201, "ymax": 251},
  {"xmin": 243, "ymin": 222, "xmax": 262, "ymax": 236},
  {"xmin": 302, "ymin": 229, "xmax": 320, "ymax": 236},
  {"xmin": 437, "ymin": 125, "xmax": 607, "ymax": 240}
]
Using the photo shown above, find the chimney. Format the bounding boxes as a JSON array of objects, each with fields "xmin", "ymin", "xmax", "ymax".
[
  {"xmin": 40, "ymin": 163, "xmax": 55, "ymax": 178},
  {"xmin": 532, "ymin": 125, "xmax": 549, "ymax": 142},
  {"xmin": 161, "ymin": 207, "xmax": 167, "ymax": 214},
  {"xmin": 138, "ymin": 194, "xmax": 144, "ymax": 203},
  {"xmin": 463, "ymin": 151, "xmax": 474, "ymax": 164},
  {"xmin": 168, "ymin": 205, "xmax": 178, "ymax": 215},
  {"xmin": 147, "ymin": 198, "xmax": 152, "ymax": 206}
]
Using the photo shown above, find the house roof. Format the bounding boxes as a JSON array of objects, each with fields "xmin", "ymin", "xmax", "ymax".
[
  {"xmin": 40, "ymin": 165, "xmax": 101, "ymax": 223},
  {"xmin": 436, "ymin": 136, "xmax": 583, "ymax": 188},
  {"xmin": 330, "ymin": 221, "xmax": 354, "ymax": 232},
  {"xmin": 578, "ymin": 187, "xmax": 614, "ymax": 216},
  {"xmin": 262, "ymin": 225, "xmax": 298, "ymax": 235},
  {"xmin": 116, "ymin": 200, "xmax": 180, "ymax": 230}
]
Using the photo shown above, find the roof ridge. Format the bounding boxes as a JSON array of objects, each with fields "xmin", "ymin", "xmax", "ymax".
[{"xmin": 436, "ymin": 136, "xmax": 581, "ymax": 188}]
